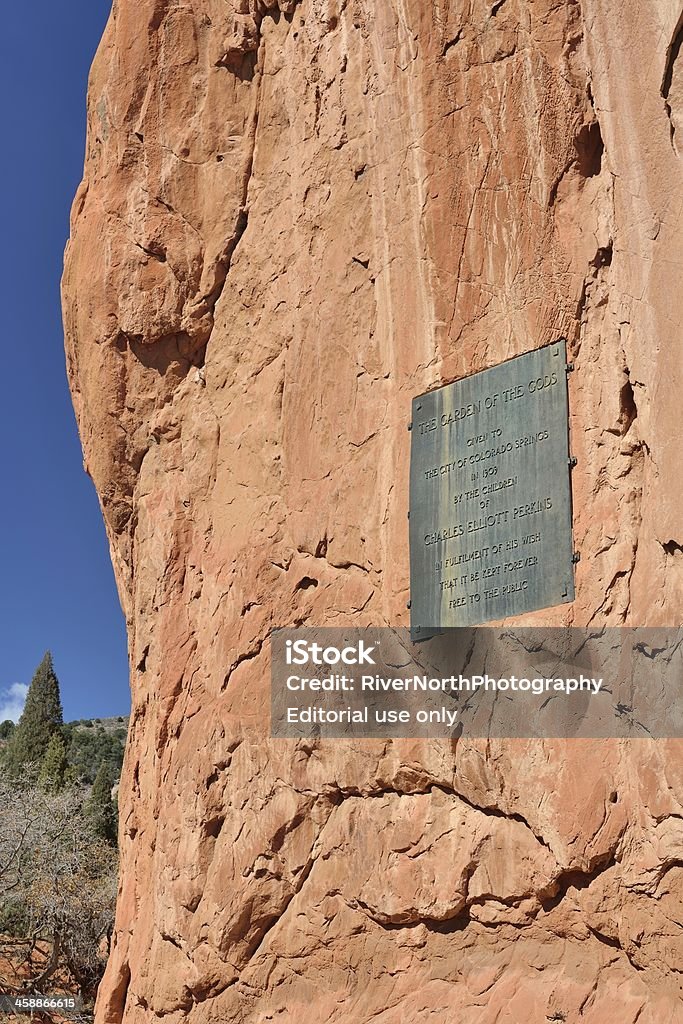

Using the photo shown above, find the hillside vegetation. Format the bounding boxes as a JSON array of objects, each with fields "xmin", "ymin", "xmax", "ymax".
[{"xmin": 0, "ymin": 653, "xmax": 127, "ymax": 1004}]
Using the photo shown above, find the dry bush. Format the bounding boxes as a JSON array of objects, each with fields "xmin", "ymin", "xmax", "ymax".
[{"xmin": 0, "ymin": 767, "xmax": 117, "ymax": 996}]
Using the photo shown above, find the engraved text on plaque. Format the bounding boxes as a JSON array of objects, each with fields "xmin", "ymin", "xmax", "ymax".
[{"xmin": 409, "ymin": 342, "xmax": 575, "ymax": 634}]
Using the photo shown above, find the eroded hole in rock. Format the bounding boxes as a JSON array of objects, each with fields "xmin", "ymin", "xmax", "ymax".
[
  {"xmin": 294, "ymin": 576, "xmax": 319, "ymax": 591},
  {"xmin": 592, "ymin": 241, "xmax": 613, "ymax": 269},
  {"xmin": 618, "ymin": 377, "xmax": 637, "ymax": 435},
  {"xmin": 204, "ymin": 816, "xmax": 225, "ymax": 839},
  {"xmin": 315, "ymin": 536, "xmax": 328, "ymax": 557},
  {"xmin": 424, "ymin": 914, "xmax": 470, "ymax": 935},
  {"xmin": 575, "ymin": 120, "xmax": 604, "ymax": 177},
  {"xmin": 663, "ymin": 539, "xmax": 683, "ymax": 556},
  {"xmin": 540, "ymin": 865, "xmax": 610, "ymax": 913}
]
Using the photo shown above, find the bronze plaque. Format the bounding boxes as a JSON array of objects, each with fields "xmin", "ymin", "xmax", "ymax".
[{"xmin": 409, "ymin": 341, "xmax": 575, "ymax": 635}]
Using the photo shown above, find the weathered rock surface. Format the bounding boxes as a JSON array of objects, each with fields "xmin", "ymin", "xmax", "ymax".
[{"xmin": 62, "ymin": 0, "xmax": 683, "ymax": 1020}]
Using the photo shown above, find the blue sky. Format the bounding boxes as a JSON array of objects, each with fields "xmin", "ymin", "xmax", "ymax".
[{"xmin": 0, "ymin": 1, "xmax": 130, "ymax": 722}]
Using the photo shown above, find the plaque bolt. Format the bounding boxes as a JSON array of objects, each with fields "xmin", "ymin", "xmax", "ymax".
[
  {"xmin": 408, "ymin": 422, "xmax": 413, "ymax": 431},
  {"xmin": 572, "ymin": 552, "xmax": 581, "ymax": 564},
  {"xmin": 566, "ymin": 362, "xmax": 575, "ymax": 373},
  {"xmin": 568, "ymin": 456, "xmax": 578, "ymax": 468},
  {"xmin": 406, "ymin": 600, "xmax": 412, "ymax": 609}
]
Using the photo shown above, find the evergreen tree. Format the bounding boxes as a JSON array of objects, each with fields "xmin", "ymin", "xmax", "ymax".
[
  {"xmin": 0, "ymin": 721, "xmax": 14, "ymax": 741},
  {"xmin": 38, "ymin": 733, "xmax": 69, "ymax": 793},
  {"xmin": 4, "ymin": 652, "xmax": 64, "ymax": 773},
  {"xmin": 86, "ymin": 763, "xmax": 118, "ymax": 846},
  {"xmin": 66, "ymin": 725, "xmax": 125, "ymax": 784}
]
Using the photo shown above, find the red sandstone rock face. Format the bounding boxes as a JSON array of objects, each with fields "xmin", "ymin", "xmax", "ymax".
[{"xmin": 62, "ymin": 0, "xmax": 683, "ymax": 1021}]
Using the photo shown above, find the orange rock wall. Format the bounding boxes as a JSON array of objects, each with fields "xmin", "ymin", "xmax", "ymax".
[{"xmin": 62, "ymin": 0, "xmax": 683, "ymax": 1020}]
